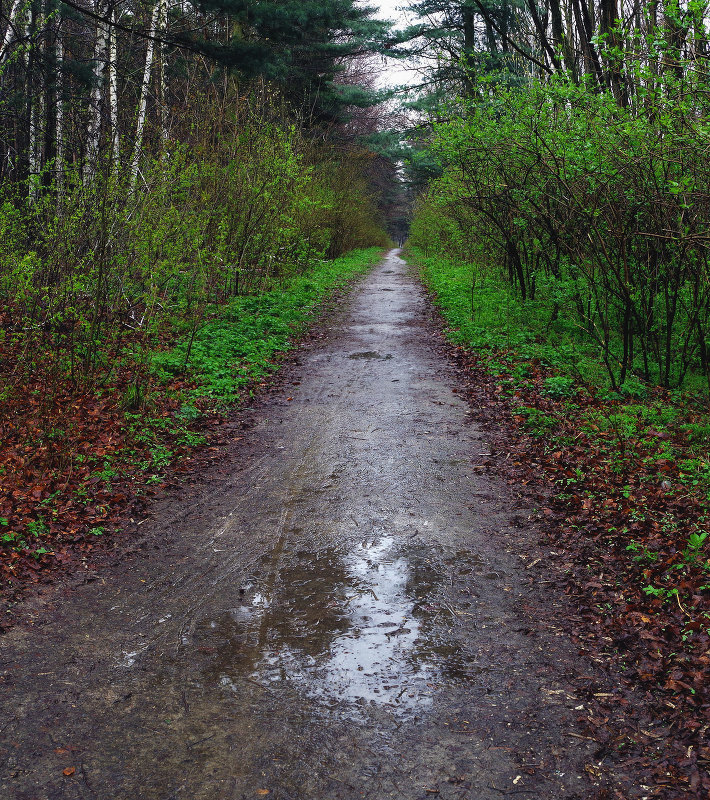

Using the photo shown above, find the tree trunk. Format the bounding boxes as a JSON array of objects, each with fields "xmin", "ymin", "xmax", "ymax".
[
  {"xmin": 55, "ymin": 18, "xmax": 65, "ymax": 198},
  {"xmin": 461, "ymin": 3, "xmax": 475, "ymax": 94},
  {"xmin": 108, "ymin": 8, "xmax": 119, "ymax": 174},
  {"xmin": 27, "ymin": 0, "xmax": 41, "ymax": 202},
  {"xmin": 526, "ymin": 0, "xmax": 561, "ymax": 71},
  {"xmin": 571, "ymin": 0, "xmax": 604, "ymax": 85},
  {"xmin": 84, "ymin": 0, "xmax": 109, "ymax": 185},
  {"xmin": 158, "ymin": 0, "xmax": 169, "ymax": 151},
  {"xmin": 550, "ymin": 0, "xmax": 577, "ymax": 77},
  {"xmin": 128, "ymin": 0, "xmax": 162, "ymax": 194},
  {"xmin": 0, "ymin": 0, "xmax": 23, "ymax": 63}
]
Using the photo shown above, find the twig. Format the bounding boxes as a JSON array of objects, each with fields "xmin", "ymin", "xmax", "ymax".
[{"xmin": 187, "ymin": 733, "xmax": 217, "ymax": 749}]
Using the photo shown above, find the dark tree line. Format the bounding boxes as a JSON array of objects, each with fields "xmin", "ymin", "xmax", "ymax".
[{"xmin": 0, "ymin": 0, "xmax": 390, "ymax": 197}]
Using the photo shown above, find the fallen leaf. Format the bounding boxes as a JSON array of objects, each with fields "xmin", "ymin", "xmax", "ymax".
[{"xmin": 62, "ymin": 767, "xmax": 76, "ymax": 776}]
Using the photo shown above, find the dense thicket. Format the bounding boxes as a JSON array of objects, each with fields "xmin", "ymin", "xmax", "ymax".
[
  {"xmin": 406, "ymin": 0, "xmax": 710, "ymax": 394},
  {"xmin": 0, "ymin": 0, "xmax": 393, "ymax": 393},
  {"xmin": 3, "ymin": 98, "xmax": 386, "ymax": 386},
  {"xmin": 0, "ymin": 0, "xmax": 390, "ymax": 189}
]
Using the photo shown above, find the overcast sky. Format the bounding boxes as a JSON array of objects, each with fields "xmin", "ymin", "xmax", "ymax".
[
  {"xmin": 372, "ymin": 0, "xmax": 417, "ymax": 89},
  {"xmin": 374, "ymin": 0, "xmax": 408, "ymax": 24}
]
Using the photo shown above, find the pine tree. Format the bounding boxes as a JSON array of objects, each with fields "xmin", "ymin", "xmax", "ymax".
[
  {"xmin": 178, "ymin": 0, "xmax": 391, "ymax": 125},
  {"xmin": 390, "ymin": 0, "xmax": 523, "ymax": 97}
]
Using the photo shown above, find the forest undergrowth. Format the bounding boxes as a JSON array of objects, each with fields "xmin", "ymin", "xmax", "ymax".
[{"xmin": 414, "ymin": 248, "xmax": 710, "ymax": 797}]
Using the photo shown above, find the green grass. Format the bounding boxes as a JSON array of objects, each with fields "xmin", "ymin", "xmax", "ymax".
[
  {"xmin": 412, "ymin": 248, "xmax": 618, "ymax": 387},
  {"xmin": 0, "ymin": 250, "xmax": 385, "ymax": 567},
  {"xmin": 416, "ymin": 250, "xmax": 693, "ymax": 394},
  {"xmin": 411, "ymin": 247, "xmax": 710, "ymax": 402},
  {"xmin": 152, "ymin": 247, "xmax": 383, "ymax": 405},
  {"xmin": 411, "ymin": 246, "xmax": 710, "ymax": 487}
]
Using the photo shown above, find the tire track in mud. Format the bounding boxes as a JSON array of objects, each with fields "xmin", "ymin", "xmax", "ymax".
[{"xmin": 1, "ymin": 249, "xmax": 609, "ymax": 800}]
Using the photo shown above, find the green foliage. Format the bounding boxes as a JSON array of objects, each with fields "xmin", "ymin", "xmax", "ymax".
[
  {"xmin": 517, "ymin": 406, "xmax": 557, "ymax": 435},
  {"xmin": 0, "ymin": 103, "xmax": 389, "ymax": 394},
  {"xmin": 27, "ymin": 517, "xmax": 48, "ymax": 538},
  {"xmin": 177, "ymin": 403, "xmax": 202, "ymax": 422},
  {"xmin": 181, "ymin": 0, "xmax": 391, "ymax": 126},
  {"xmin": 411, "ymin": 249, "xmax": 610, "ymax": 386},
  {"xmin": 626, "ymin": 541, "xmax": 660, "ymax": 564},
  {"xmin": 684, "ymin": 531, "xmax": 709, "ymax": 564},
  {"xmin": 153, "ymin": 247, "xmax": 383, "ymax": 406},
  {"xmin": 543, "ymin": 376, "xmax": 575, "ymax": 399},
  {"xmin": 642, "ymin": 584, "xmax": 680, "ymax": 603},
  {"xmin": 681, "ymin": 422, "xmax": 710, "ymax": 447},
  {"xmin": 408, "ymin": 74, "xmax": 710, "ymax": 396},
  {"xmin": 389, "ymin": 0, "xmax": 524, "ymax": 98},
  {"xmin": 677, "ymin": 458, "xmax": 710, "ymax": 498}
]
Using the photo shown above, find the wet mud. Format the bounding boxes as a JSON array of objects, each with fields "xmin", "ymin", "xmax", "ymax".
[{"xmin": 1, "ymin": 251, "xmax": 603, "ymax": 799}]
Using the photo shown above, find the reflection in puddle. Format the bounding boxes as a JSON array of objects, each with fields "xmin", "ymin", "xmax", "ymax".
[
  {"xmin": 314, "ymin": 537, "xmax": 431, "ymax": 709},
  {"xmin": 197, "ymin": 537, "xmax": 481, "ymax": 716}
]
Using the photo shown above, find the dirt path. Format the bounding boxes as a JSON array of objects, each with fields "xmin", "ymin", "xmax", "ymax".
[{"xmin": 1, "ymin": 250, "xmax": 607, "ymax": 800}]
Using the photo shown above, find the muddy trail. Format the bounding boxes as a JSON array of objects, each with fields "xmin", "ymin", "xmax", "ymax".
[{"xmin": 1, "ymin": 251, "xmax": 609, "ymax": 800}]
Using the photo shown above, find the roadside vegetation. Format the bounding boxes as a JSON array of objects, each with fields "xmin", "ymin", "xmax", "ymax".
[
  {"xmin": 0, "ymin": 0, "xmax": 396, "ymax": 604},
  {"xmin": 413, "ymin": 248, "xmax": 710, "ymax": 651},
  {"xmin": 399, "ymin": 0, "xmax": 710, "ymax": 793},
  {"xmin": 412, "ymin": 243, "xmax": 710, "ymax": 795},
  {"xmin": 0, "ymin": 243, "xmax": 384, "ymax": 605}
]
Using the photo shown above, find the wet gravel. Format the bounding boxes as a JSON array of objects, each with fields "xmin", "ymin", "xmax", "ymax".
[{"xmin": 1, "ymin": 250, "xmax": 607, "ymax": 799}]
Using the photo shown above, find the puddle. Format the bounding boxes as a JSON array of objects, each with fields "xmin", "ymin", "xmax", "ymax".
[
  {"xmin": 313, "ymin": 537, "xmax": 429, "ymax": 708},
  {"xmin": 196, "ymin": 537, "xmax": 478, "ymax": 717},
  {"xmin": 118, "ymin": 642, "xmax": 150, "ymax": 668},
  {"xmin": 348, "ymin": 351, "xmax": 393, "ymax": 360}
]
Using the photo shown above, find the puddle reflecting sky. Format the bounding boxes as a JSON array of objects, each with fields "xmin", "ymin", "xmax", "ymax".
[
  {"xmin": 198, "ymin": 534, "xmax": 475, "ymax": 716},
  {"xmin": 314, "ymin": 537, "xmax": 432, "ymax": 708}
]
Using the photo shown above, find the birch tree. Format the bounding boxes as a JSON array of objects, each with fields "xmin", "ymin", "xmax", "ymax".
[
  {"xmin": 128, "ymin": 0, "xmax": 163, "ymax": 194},
  {"xmin": 27, "ymin": 0, "xmax": 41, "ymax": 201},
  {"xmin": 157, "ymin": 0, "xmax": 168, "ymax": 150},
  {"xmin": 55, "ymin": 15, "xmax": 65, "ymax": 195},
  {"xmin": 84, "ymin": 0, "xmax": 110, "ymax": 184},
  {"xmin": 108, "ymin": 7, "xmax": 119, "ymax": 173},
  {"xmin": 0, "ymin": 0, "xmax": 24, "ymax": 63}
]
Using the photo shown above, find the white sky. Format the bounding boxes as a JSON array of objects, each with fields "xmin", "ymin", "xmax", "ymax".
[
  {"xmin": 372, "ymin": 0, "xmax": 419, "ymax": 89},
  {"xmin": 374, "ymin": 0, "xmax": 409, "ymax": 22}
]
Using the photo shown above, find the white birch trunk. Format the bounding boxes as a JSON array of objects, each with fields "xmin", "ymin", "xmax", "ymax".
[
  {"xmin": 28, "ymin": 94, "xmax": 40, "ymax": 201},
  {"xmin": 27, "ymin": 0, "xmax": 45, "ymax": 202},
  {"xmin": 84, "ymin": 0, "xmax": 109, "ymax": 185},
  {"xmin": 158, "ymin": 0, "xmax": 169, "ymax": 151},
  {"xmin": 108, "ymin": 8, "xmax": 119, "ymax": 174},
  {"xmin": 0, "ymin": 0, "xmax": 22, "ymax": 63},
  {"xmin": 55, "ymin": 22, "xmax": 65, "ymax": 197},
  {"xmin": 128, "ymin": 1, "xmax": 161, "ymax": 194},
  {"xmin": 21, "ymin": 2, "xmax": 29, "ymax": 67}
]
